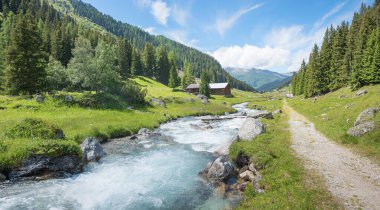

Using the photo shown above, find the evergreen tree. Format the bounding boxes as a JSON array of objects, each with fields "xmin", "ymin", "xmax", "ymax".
[
  {"xmin": 168, "ymin": 65, "xmax": 179, "ymax": 88},
  {"xmin": 155, "ymin": 45, "xmax": 170, "ymax": 84},
  {"xmin": 5, "ymin": 11, "xmax": 47, "ymax": 95},
  {"xmin": 141, "ymin": 43, "xmax": 155, "ymax": 77},
  {"xmin": 200, "ymin": 72, "xmax": 210, "ymax": 97},
  {"xmin": 46, "ymin": 56, "xmax": 67, "ymax": 91},
  {"xmin": 181, "ymin": 61, "xmax": 195, "ymax": 90},
  {"xmin": 131, "ymin": 49, "xmax": 142, "ymax": 76},
  {"xmin": 304, "ymin": 45, "xmax": 320, "ymax": 97},
  {"xmin": 117, "ymin": 38, "xmax": 132, "ymax": 79}
]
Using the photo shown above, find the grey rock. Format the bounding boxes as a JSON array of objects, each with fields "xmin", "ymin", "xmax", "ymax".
[
  {"xmin": 347, "ymin": 121, "xmax": 376, "ymax": 137},
  {"xmin": 356, "ymin": 89, "xmax": 368, "ymax": 96},
  {"xmin": 239, "ymin": 170, "xmax": 255, "ymax": 182},
  {"xmin": 237, "ymin": 182, "xmax": 250, "ymax": 191},
  {"xmin": 248, "ymin": 163, "xmax": 258, "ymax": 173},
  {"xmin": 202, "ymin": 98, "xmax": 209, "ymax": 104},
  {"xmin": 80, "ymin": 137, "xmax": 104, "ymax": 162},
  {"xmin": 338, "ymin": 94, "xmax": 346, "ymax": 99},
  {"xmin": 65, "ymin": 95, "xmax": 73, "ymax": 102},
  {"xmin": 286, "ymin": 94, "xmax": 294, "ymax": 98},
  {"xmin": 149, "ymin": 98, "xmax": 166, "ymax": 108},
  {"xmin": 238, "ymin": 119, "xmax": 265, "ymax": 141},
  {"xmin": 138, "ymin": 128, "xmax": 151, "ymax": 135},
  {"xmin": 203, "ymin": 156, "xmax": 235, "ymax": 183},
  {"xmin": 354, "ymin": 108, "xmax": 379, "ymax": 126},
  {"xmin": 8, "ymin": 156, "xmax": 82, "ymax": 179},
  {"xmin": 0, "ymin": 173, "xmax": 6, "ymax": 181},
  {"xmin": 247, "ymin": 110, "xmax": 273, "ymax": 119},
  {"xmin": 35, "ymin": 94, "xmax": 44, "ymax": 103},
  {"xmin": 197, "ymin": 94, "xmax": 208, "ymax": 100},
  {"xmin": 272, "ymin": 109, "xmax": 282, "ymax": 115},
  {"xmin": 188, "ymin": 98, "xmax": 196, "ymax": 103}
]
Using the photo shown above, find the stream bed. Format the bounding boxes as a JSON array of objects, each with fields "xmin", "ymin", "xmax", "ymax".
[{"xmin": 0, "ymin": 103, "xmax": 254, "ymax": 210}]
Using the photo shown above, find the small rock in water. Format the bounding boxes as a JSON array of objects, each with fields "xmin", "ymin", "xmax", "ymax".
[
  {"xmin": 202, "ymin": 156, "xmax": 235, "ymax": 183},
  {"xmin": 0, "ymin": 173, "xmax": 6, "ymax": 181},
  {"xmin": 80, "ymin": 137, "xmax": 104, "ymax": 162},
  {"xmin": 138, "ymin": 128, "xmax": 151, "ymax": 135}
]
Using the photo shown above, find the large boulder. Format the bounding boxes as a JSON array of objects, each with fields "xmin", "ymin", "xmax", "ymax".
[
  {"xmin": 0, "ymin": 173, "xmax": 6, "ymax": 181},
  {"xmin": 347, "ymin": 122, "xmax": 376, "ymax": 137},
  {"xmin": 247, "ymin": 110, "xmax": 273, "ymax": 119},
  {"xmin": 354, "ymin": 108, "xmax": 378, "ymax": 126},
  {"xmin": 8, "ymin": 156, "xmax": 83, "ymax": 179},
  {"xmin": 202, "ymin": 98, "xmax": 209, "ymax": 104},
  {"xmin": 238, "ymin": 119, "xmax": 265, "ymax": 141},
  {"xmin": 202, "ymin": 156, "xmax": 235, "ymax": 183},
  {"xmin": 80, "ymin": 137, "xmax": 104, "ymax": 162}
]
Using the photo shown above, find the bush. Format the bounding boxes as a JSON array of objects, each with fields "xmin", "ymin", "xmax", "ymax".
[
  {"xmin": 107, "ymin": 127, "xmax": 132, "ymax": 139},
  {"xmin": 251, "ymin": 151, "xmax": 273, "ymax": 169},
  {"xmin": 88, "ymin": 128, "xmax": 109, "ymax": 142},
  {"xmin": 117, "ymin": 82, "xmax": 147, "ymax": 104},
  {"xmin": 77, "ymin": 93, "xmax": 124, "ymax": 109},
  {"xmin": 5, "ymin": 118, "xmax": 65, "ymax": 140}
]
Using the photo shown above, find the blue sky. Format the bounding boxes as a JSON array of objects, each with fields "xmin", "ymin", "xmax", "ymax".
[{"xmin": 82, "ymin": 0, "xmax": 373, "ymax": 73}]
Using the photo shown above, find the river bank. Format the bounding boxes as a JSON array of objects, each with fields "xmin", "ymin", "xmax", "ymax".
[{"xmin": 0, "ymin": 103, "xmax": 256, "ymax": 209}]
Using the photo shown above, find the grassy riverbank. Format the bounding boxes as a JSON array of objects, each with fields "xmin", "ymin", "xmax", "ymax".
[
  {"xmin": 229, "ymin": 96, "xmax": 340, "ymax": 209},
  {"xmin": 287, "ymin": 85, "xmax": 380, "ymax": 163},
  {"xmin": 0, "ymin": 77, "xmax": 257, "ymax": 170}
]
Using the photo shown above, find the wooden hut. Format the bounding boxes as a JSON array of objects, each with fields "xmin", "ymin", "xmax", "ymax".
[{"xmin": 185, "ymin": 83, "xmax": 231, "ymax": 96}]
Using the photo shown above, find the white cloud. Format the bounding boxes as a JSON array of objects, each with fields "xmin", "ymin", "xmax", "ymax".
[
  {"xmin": 215, "ymin": 3, "xmax": 263, "ymax": 36},
  {"xmin": 210, "ymin": 45, "xmax": 289, "ymax": 70},
  {"xmin": 143, "ymin": 27, "xmax": 156, "ymax": 35},
  {"xmin": 314, "ymin": 1, "xmax": 346, "ymax": 29},
  {"xmin": 172, "ymin": 4, "xmax": 190, "ymax": 26},
  {"xmin": 151, "ymin": 0, "xmax": 171, "ymax": 25},
  {"xmin": 166, "ymin": 30, "xmax": 199, "ymax": 48},
  {"xmin": 135, "ymin": 0, "xmax": 151, "ymax": 8},
  {"xmin": 211, "ymin": 2, "xmax": 349, "ymax": 72}
]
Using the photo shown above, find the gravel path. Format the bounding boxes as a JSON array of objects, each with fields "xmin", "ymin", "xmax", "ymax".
[{"xmin": 286, "ymin": 105, "xmax": 380, "ymax": 210}]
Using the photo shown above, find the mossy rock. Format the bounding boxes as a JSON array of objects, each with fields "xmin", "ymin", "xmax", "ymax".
[{"xmin": 5, "ymin": 118, "xmax": 65, "ymax": 140}]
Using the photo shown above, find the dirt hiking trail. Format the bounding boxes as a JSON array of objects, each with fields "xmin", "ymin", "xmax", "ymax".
[{"xmin": 285, "ymin": 104, "xmax": 380, "ymax": 209}]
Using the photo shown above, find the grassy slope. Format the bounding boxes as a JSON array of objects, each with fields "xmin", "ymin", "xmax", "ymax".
[
  {"xmin": 288, "ymin": 85, "xmax": 380, "ymax": 163},
  {"xmin": 229, "ymin": 92, "xmax": 340, "ymax": 209},
  {"xmin": 0, "ymin": 77, "xmax": 256, "ymax": 169}
]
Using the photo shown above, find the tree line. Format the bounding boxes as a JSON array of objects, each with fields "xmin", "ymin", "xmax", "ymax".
[
  {"xmin": 0, "ymin": 0, "xmax": 195, "ymax": 100},
  {"xmin": 68, "ymin": 0, "xmax": 254, "ymax": 91},
  {"xmin": 292, "ymin": 1, "xmax": 380, "ymax": 97}
]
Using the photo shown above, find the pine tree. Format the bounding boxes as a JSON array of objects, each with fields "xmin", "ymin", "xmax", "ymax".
[
  {"xmin": 304, "ymin": 45, "xmax": 320, "ymax": 97},
  {"xmin": 117, "ymin": 38, "xmax": 132, "ymax": 79},
  {"xmin": 181, "ymin": 61, "xmax": 195, "ymax": 90},
  {"xmin": 370, "ymin": 28, "xmax": 380, "ymax": 83},
  {"xmin": 131, "ymin": 49, "xmax": 142, "ymax": 76},
  {"xmin": 168, "ymin": 65, "xmax": 179, "ymax": 88},
  {"xmin": 5, "ymin": 11, "xmax": 48, "ymax": 95},
  {"xmin": 200, "ymin": 72, "xmax": 210, "ymax": 97},
  {"xmin": 155, "ymin": 45, "xmax": 170, "ymax": 84},
  {"xmin": 141, "ymin": 43, "xmax": 155, "ymax": 77}
]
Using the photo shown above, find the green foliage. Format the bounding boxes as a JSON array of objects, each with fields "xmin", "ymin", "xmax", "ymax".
[
  {"xmin": 5, "ymin": 11, "xmax": 48, "ymax": 95},
  {"xmin": 200, "ymin": 72, "xmax": 210, "ymax": 97},
  {"xmin": 181, "ymin": 61, "xmax": 195, "ymax": 90},
  {"xmin": 292, "ymin": 2, "xmax": 380, "ymax": 96},
  {"xmin": 88, "ymin": 127, "xmax": 109, "ymax": 141},
  {"xmin": 106, "ymin": 126, "xmax": 132, "ymax": 139},
  {"xmin": 5, "ymin": 118, "xmax": 64, "ymax": 140},
  {"xmin": 117, "ymin": 38, "xmax": 132, "ymax": 79},
  {"xmin": 131, "ymin": 48, "xmax": 142, "ymax": 76},
  {"xmin": 155, "ymin": 45, "xmax": 170, "ymax": 84},
  {"xmin": 142, "ymin": 43, "xmax": 155, "ymax": 77},
  {"xmin": 46, "ymin": 57, "xmax": 68, "ymax": 91}
]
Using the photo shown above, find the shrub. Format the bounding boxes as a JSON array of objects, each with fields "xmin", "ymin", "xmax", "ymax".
[
  {"xmin": 107, "ymin": 127, "xmax": 132, "ymax": 139},
  {"xmin": 117, "ymin": 82, "xmax": 147, "ymax": 104},
  {"xmin": 88, "ymin": 128, "xmax": 109, "ymax": 142},
  {"xmin": 5, "ymin": 118, "xmax": 65, "ymax": 140},
  {"xmin": 251, "ymin": 151, "xmax": 273, "ymax": 169}
]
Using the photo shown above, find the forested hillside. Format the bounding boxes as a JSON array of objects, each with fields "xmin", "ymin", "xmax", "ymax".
[
  {"xmin": 67, "ymin": 0, "xmax": 254, "ymax": 91},
  {"xmin": 0, "ymin": 0, "xmax": 254, "ymax": 98},
  {"xmin": 292, "ymin": 1, "xmax": 380, "ymax": 97}
]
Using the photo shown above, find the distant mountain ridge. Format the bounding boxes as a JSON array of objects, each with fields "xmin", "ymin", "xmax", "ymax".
[{"xmin": 225, "ymin": 67, "xmax": 292, "ymax": 91}]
